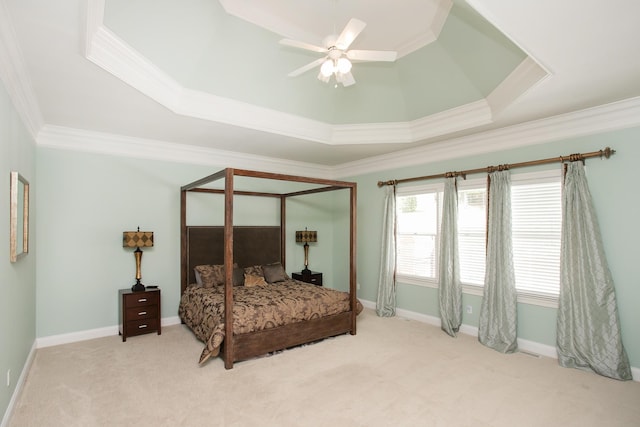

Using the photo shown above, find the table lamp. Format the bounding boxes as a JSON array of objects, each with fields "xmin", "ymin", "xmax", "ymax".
[
  {"xmin": 295, "ymin": 228, "xmax": 317, "ymax": 273},
  {"xmin": 123, "ymin": 227, "xmax": 154, "ymax": 292}
]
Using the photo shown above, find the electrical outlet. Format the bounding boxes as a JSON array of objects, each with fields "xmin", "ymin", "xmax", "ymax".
[
  {"xmin": 357, "ymin": 282, "xmax": 361, "ymax": 290},
  {"xmin": 6, "ymin": 369, "xmax": 10, "ymax": 387},
  {"xmin": 466, "ymin": 305, "xmax": 472, "ymax": 314}
]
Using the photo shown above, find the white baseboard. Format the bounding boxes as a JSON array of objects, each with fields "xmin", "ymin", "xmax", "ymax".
[
  {"xmin": 35, "ymin": 316, "xmax": 181, "ymax": 348},
  {"xmin": 359, "ymin": 298, "xmax": 638, "ymax": 381},
  {"xmin": 1, "ymin": 341, "xmax": 36, "ymax": 427}
]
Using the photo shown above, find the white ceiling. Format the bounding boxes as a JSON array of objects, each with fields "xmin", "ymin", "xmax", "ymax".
[
  {"xmin": 218, "ymin": 0, "xmax": 451, "ymax": 58},
  {"xmin": 2, "ymin": 0, "xmax": 640, "ymax": 173}
]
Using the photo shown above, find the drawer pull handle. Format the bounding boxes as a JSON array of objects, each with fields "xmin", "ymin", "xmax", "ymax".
[
  {"xmin": 138, "ymin": 311, "xmax": 147, "ymax": 316},
  {"xmin": 138, "ymin": 324, "xmax": 148, "ymax": 329},
  {"xmin": 137, "ymin": 298, "xmax": 147, "ymax": 302}
]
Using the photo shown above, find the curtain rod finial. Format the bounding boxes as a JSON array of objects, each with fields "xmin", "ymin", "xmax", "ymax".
[{"xmin": 602, "ymin": 147, "xmax": 615, "ymax": 159}]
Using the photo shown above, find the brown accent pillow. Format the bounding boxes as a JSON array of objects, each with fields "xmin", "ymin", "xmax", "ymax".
[
  {"xmin": 194, "ymin": 263, "xmax": 238, "ymax": 288},
  {"xmin": 262, "ymin": 262, "xmax": 288, "ymax": 283},
  {"xmin": 244, "ymin": 274, "xmax": 268, "ymax": 287},
  {"xmin": 232, "ymin": 267, "xmax": 245, "ymax": 286}
]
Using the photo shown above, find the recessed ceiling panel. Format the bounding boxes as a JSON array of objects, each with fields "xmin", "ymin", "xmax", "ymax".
[{"xmin": 103, "ymin": 0, "xmax": 526, "ymax": 126}]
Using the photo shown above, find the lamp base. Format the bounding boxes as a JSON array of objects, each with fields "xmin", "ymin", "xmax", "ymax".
[
  {"xmin": 301, "ymin": 267, "xmax": 311, "ymax": 273},
  {"xmin": 131, "ymin": 279, "xmax": 146, "ymax": 292}
]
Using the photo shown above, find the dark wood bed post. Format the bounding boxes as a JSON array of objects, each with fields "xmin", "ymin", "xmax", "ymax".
[
  {"xmin": 280, "ymin": 196, "xmax": 286, "ymax": 270},
  {"xmin": 180, "ymin": 188, "xmax": 187, "ymax": 295},
  {"xmin": 223, "ymin": 168, "xmax": 235, "ymax": 369},
  {"xmin": 350, "ymin": 185, "xmax": 357, "ymax": 334}
]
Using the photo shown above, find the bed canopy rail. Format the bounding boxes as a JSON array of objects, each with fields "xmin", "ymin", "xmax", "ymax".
[{"xmin": 180, "ymin": 168, "xmax": 357, "ymax": 369}]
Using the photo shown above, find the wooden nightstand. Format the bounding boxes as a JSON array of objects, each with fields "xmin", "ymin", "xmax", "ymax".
[
  {"xmin": 292, "ymin": 271, "xmax": 323, "ymax": 286},
  {"xmin": 119, "ymin": 288, "xmax": 161, "ymax": 342}
]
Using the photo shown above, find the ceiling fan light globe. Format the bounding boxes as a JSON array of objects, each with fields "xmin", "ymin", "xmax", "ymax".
[
  {"xmin": 337, "ymin": 57, "xmax": 352, "ymax": 74},
  {"xmin": 320, "ymin": 59, "xmax": 334, "ymax": 77}
]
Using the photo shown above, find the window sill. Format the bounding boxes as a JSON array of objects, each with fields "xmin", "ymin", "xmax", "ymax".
[{"xmin": 397, "ymin": 276, "xmax": 559, "ymax": 309}]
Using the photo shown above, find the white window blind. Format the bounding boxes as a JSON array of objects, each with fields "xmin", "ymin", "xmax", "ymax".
[
  {"xmin": 510, "ymin": 171, "xmax": 562, "ymax": 296},
  {"xmin": 396, "ymin": 185, "xmax": 442, "ymax": 280},
  {"xmin": 458, "ymin": 180, "xmax": 487, "ymax": 286}
]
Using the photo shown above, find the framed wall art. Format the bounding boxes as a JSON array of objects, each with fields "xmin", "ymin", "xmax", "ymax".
[{"xmin": 10, "ymin": 171, "xmax": 29, "ymax": 262}]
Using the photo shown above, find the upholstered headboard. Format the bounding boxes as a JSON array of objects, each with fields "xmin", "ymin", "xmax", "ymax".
[{"xmin": 185, "ymin": 226, "xmax": 282, "ymax": 287}]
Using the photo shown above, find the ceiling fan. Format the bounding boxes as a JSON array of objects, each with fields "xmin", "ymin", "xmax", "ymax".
[{"xmin": 280, "ymin": 18, "xmax": 397, "ymax": 87}]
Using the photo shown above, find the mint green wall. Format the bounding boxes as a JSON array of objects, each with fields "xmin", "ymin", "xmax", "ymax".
[
  {"xmin": 35, "ymin": 149, "xmax": 209, "ymax": 337},
  {"xmin": 35, "ymin": 149, "xmax": 338, "ymax": 337},
  {"xmin": 347, "ymin": 129, "xmax": 640, "ymax": 368},
  {"xmin": 0, "ymin": 81, "xmax": 36, "ymax": 422}
]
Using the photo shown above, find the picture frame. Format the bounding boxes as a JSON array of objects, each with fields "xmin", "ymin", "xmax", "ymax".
[{"xmin": 10, "ymin": 171, "xmax": 29, "ymax": 262}]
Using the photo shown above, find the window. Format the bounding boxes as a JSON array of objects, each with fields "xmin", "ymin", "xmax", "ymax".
[
  {"xmin": 395, "ymin": 169, "xmax": 562, "ymax": 305},
  {"xmin": 396, "ymin": 185, "xmax": 442, "ymax": 281},
  {"xmin": 510, "ymin": 171, "xmax": 562, "ymax": 298},
  {"xmin": 457, "ymin": 180, "xmax": 487, "ymax": 286}
]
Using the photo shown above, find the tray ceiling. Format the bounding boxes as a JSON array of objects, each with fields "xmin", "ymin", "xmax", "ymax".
[{"xmin": 3, "ymin": 0, "xmax": 640, "ymax": 171}]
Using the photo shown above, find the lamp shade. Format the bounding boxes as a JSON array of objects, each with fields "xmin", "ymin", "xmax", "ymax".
[
  {"xmin": 295, "ymin": 230, "xmax": 317, "ymax": 243},
  {"xmin": 123, "ymin": 231, "xmax": 154, "ymax": 248}
]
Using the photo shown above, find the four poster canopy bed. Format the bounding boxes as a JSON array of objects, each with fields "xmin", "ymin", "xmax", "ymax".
[{"xmin": 178, "ymin": 168, "xmax": 360, "ymax": 369}]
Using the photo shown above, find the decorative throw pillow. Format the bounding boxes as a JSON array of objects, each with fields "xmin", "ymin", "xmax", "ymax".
[
  {"xmin": 244, "ymin": 274, "xmax": 268, "ymax": 287},
  {"xmin": 262, "ymin": 262, "xmax": 288, "ymax": 283},
  {"xmin": 194, "ymin": 263, "xmax": 238, "ymax": 288},
  {"xmin": 243, "ymin": 265, "xmax": 264, "ymax": 278},
  {"xmin": 232, "ymin": 267, "xmax": 245, "ymax": 286}
]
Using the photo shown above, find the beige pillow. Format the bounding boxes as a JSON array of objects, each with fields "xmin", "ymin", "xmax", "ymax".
[
  {"xmin": 244, "ymin": 274, "xmax": 268, "ymax": 287},
  {"xmin": 243, "ymin": 265, "xmax": 264, "ymax": 277}
]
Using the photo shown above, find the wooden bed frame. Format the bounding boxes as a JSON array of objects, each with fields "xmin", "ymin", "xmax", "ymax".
[{"xmin": 180, "ymin": 168, "xmax": 358, "ymax": 369}]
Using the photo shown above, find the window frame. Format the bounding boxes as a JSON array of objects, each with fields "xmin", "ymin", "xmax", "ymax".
[
  {"xmin": 395, "ymin": 183, "xmax": 443, "ymax": 286},
  {"xmin": 394, "ymin": 169, "xmax": 562, "ymax": 308}
]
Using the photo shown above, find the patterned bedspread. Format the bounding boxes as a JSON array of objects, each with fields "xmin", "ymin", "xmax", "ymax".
[{"xmin": 178, "ymin": 279, "xmax": 362, "ymax": 364}]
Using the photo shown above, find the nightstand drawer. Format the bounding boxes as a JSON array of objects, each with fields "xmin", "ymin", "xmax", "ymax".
[
  {"xmin": 307, "ymin": 275, "xmax": 322, "ymax": 285},
  {"xmin": 123, "ymin": 292, "xmax": 158, "ymax": 308},
  {"xmin": 126, "ymin": 318, "xmax": 159, "ymax": 337},
  {"xmin": 292, "ymin": 271, "xmax": 323, "ymax": 286},
  {"xmin": 125, "ymin": 305, "xmax": 158, "ymax": 320}
]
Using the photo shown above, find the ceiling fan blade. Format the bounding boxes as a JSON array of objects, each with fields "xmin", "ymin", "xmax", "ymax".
[
  {"xmin": 337, "ymin": 71, "xmax": 356, "ymax": 87},
  {"xmin": 347, "ymin": 50, "xmax": 397, "ymax": 62},
  {"xmin": 288, "ymin": 57, "xmax": 326, "ymax": 77},
  {"xmin": 335, "ymin": 18, "xmax": 366, "ymax": 50},
  {"xmin": 279, "ymin": 38, "xmax": 326, "ymax": 53}
]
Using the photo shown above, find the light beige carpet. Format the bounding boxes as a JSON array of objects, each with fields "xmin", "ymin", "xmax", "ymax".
[{"xmin": 8, "ymin": 309, "xmax": 640, "ymax": 427}]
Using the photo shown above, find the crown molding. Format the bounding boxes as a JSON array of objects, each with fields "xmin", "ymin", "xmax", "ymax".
[
  {"xmin": 333, "ymin": 95, "xmax": 640, "ymax": 178},
  {"xmin": 487, "ymin": 56, "xmax": 550, "ymax": 117},
  {"xmin": 36, "ymin": 125, "xmax": 333, "ymax": 178},
  {"xmin": 0, "ymin": 0, "xmax": 43, "ymax": 138},
  {"xmin": 84, "ymin": 0, "xmax": 543, "ymax": 147},
  {"xmin": 36, "ymin": 96, "xmax": 640, "ymax": 182}
]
